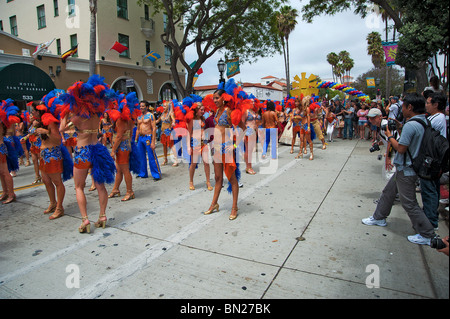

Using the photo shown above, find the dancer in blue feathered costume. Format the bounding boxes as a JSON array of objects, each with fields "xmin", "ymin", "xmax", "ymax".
[
  {"xmin": 32, "ymin": 90, "xmax": 73, "ymax": 220},
  {"xmin": 107, "ymin": 91, "xmax": 141, "ymax": 201},
  {"xmin": 204, "ymin": 78, "xmax": 248, "ymax": 221},
  {"xmin": 0, "ymin": 98, "xmax": 21, "ymax": 204},
  {"xmin": 59, "ymin": 75, "xmax": 116, "ymax": 233}
]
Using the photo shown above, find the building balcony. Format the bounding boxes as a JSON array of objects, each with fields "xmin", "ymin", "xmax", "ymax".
[{"xmin": 141, "ymin": 17, "xmax": 155, "ymax": 37}]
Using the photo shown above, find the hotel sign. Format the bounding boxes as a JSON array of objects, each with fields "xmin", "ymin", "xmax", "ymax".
[{"xmin": 0, "ymin": 63, "xmax": 56, "ymax": 101}]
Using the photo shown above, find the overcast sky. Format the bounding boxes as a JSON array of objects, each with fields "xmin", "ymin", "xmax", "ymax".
[{"xmin": 186, "ymin": 1, "xmax": 392, "ymax": 87}]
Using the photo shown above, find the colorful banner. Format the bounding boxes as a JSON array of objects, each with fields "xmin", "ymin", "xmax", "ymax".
[
  {"xmin": 366, "ymin": 77, "xmax": 376, "ymax": 88},
  {"xmin": 382, "ymin": 41, "xmax": 398, "ymax": 66},
  {"xmin": 226, "ymin": 58, "xmax": 240, "ymax": 78}
]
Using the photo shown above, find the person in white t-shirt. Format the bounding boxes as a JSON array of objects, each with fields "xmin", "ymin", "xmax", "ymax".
[
  {"xmin": 425, "ymin": 93, "xmax": 447, "ymax": 138},
  {"xmin": 386, "ymin": 96, "xmax": 401, "ymax": 120},
  {"xmin": 420, "ymin": 92, "xmax": 448, "ymax": 230}
]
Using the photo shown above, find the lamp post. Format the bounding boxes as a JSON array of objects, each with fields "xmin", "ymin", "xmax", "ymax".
[{"xmin": 217, "ymin": 58, "xmax": 226, "ymax": 85}]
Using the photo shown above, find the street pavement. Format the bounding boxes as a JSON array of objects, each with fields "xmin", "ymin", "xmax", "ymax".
[{"xmin": 0, "ymin": 137, "xmax": 448, "ymax": 300}]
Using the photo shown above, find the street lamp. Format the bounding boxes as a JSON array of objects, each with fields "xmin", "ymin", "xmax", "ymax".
[{"xmin": 217, "ymin": 58, "xmax": 226, "ymax": 85}]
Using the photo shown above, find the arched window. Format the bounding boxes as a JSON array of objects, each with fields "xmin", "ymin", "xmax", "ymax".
[
  {"xmin": 160, "ymin": 82, "xmax": 178, "ymax": 101},
  {"xmin": 112, "ymin": 78, "xmax": 137, "ymax": 95}
]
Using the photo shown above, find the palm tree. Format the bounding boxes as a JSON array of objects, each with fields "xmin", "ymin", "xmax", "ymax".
[
  {"xmin": 366, "ymin": 31, "xmax": 385, "ymax": 69},
  {"xmin": 89, "ymin": 0, "xmax": 97, "ymax": 76},
  {"xmin": 327, "ymin": 52, "xmax": 339, "ymax": 82},
  {"xmin": 275, "ymin": 5, "xmax": 298, "ymax": 96}
]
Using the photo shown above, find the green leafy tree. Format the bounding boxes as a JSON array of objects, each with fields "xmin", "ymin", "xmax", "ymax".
[
  {"xmin": 275, "ymin": 5, "xmax": 299, "ymax": 95},
  {"xmin": 300, "ymin": 0, "xmax": 448, "ymax": 92},
  {"xmin": 394, "ymin": 0, "xmax": 448, "ymax": 92},
  {"xmin": 366, "ymin": 31, "xmax": 385, "ymax": 69},
  {"xmin": 326, "ymin": 52, "xmax": 339, "ymax": 82},
  {"xmin": 352, "ymin": 65, "xmax": 404, "ymax": 98},
  {"xmin": 326, "ymin": 51, "xmax": 354, "ymax": 83},
  {"xmin": 139, "ymin": 0, "xmax": 286, "ymax": 97}
]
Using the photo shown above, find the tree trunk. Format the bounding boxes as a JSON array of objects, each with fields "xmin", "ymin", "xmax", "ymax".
[
  {"xmin": 281, "ymin": 40, "xmax": 288, "ymax": 97},
  {"xmin": 415, "ymin": 61, "xmax": 429, "ymax": 93},
  {"xmin": 286, "ymin": 35, "xmax": 291, "ymax": 96},
  {"xmin": 89, "ymin": 0, "xmax": 97, "ymax": 76}
]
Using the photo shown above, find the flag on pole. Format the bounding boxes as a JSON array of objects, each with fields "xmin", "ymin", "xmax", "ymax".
[
  {"xmin": 32, "ymin": 38, "xmax": 55, "ymax": 57},
  {"xmin": 366, "ymin": 77, "xmax": 376, "ymax": 88},
  {"xmin": 144, "ymin": 50, "xmax": 161, "ymax": 62},
  {"xmin": 226, "ymin": 58, "xmax": 240, "ymax": 78},
  {"xmin": 61, "ymin": 44, "xmax": 78, "ymax": 63},
  {"xmin": 382, "ymin": 41, "xmax": 398, "ymax": 66},
  {"xmin": 192, "ymin": 73, "xmax": 199, "ymax": 87},
  {"xmin": 110, "ymin": 41, "xmax": 128, "ymax": 54},
  {"xmin": 189, "ymin": 61, "xmax": 204, "ymax": 75}
]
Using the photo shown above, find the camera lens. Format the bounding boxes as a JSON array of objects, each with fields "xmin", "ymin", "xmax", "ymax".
[{"xmin": 430, "ymin": 237, "xmax": 447, "ymax": 250}]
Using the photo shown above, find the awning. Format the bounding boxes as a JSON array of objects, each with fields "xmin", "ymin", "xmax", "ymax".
[{"xmin": 0, "ymin": 63, "xmax": 56, "ymax": 101}]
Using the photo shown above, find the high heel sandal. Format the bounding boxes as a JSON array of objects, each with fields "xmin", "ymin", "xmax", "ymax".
[
  {"xmin": 88, "ymin": 185, "xmax": 96, "ymax": 191},
  {"xmin": 206, "ymin": 182, "xmax": 213, "ymax": 191},
  {"xmin": 79, "ymin": 217, "xmax": 91, "ymax": 233},
  {"xmin": 0, "ymin": 193, "xmax": 8, "ymax": 201},
  {"xmin": 204, "ymin": 203, "xmax": 219, "ymax": 215},
  {"xmin": 2, "ymin": 194, "xmax": 16, "ymax": 204},
  {"xmin": 94, "ymin": 214, "xmax": 107, "ymax": 229},
  {"xmin": 121, "ymin": 192, "xmax": 135, "ymax": 201},
  {"xmin": 49, "ymin": 207, "xmax": 64, "ymax": 220},
  {"xmin": 108, "ymin": 190, "xmax": 121, "ymax": 198},
  {"xmin": 309, "ymin": 153, "xmax": 314, "ymax": 161},
  {"xmin": 295, "ymin": 153, "xmax": 303, "ymax": 159},
  {"xmin": 189, "ymin": 182, "xmax": 195, "ymax": 190},
  {"xmin": 32, "ymin": 176, "xmax": 42, "ymax": 184},
  {"xmin": 43, "ymin": 203, "xmax": 57, "ymax": 214},
  {"xmin": 229, "ymin": 207, "xmax": 239, "ymax": 220},
  {"xmin": 162, "ymin": 159, "xmax": 168, "ymax": 166},
  {"xmin": 246, "ymin": 168, "xmax": 256, "ymax": 175}
]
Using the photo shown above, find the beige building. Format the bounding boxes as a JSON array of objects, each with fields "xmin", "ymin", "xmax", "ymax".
[{"xmin": 0, "ymin": 0, "xmax": 185, "ymax": 106}]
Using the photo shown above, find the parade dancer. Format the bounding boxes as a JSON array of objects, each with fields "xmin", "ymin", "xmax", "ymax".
[
  {"xmin": 33, "ymin": 91, "xmax": 73, "ymax": 220},
  {"xmin": 17, "ymin": 111, "xmax": 30, "ymax": 166},
  {"xmin": 108, "ymin": 92, "xmax": 141, "ymax": 201},
  {"xmin": 60, "ymin": 112, "xmax": 77, "ymax": 160},
  {"xmin": 0, "ymin": 99, "xmax": 20, "ymax": 204},
  {"xmin": 296, "ymin": 96, "xmax": 314, "ymax": 160},
  {"xmin": 24, "ymin": 108, "xmax": 42, "ymax": 184},
  {"xmin": 309, "ymin": 97, "xmax": 327, "ymax": 150},
  {"xmin": 203, "ymin": 79, "xmax": 246, "ymax": 220},
  {"xmin": 158, "ymin": 101, "xmax": 177, "ymax": 166},
  {"xmin": 243, "ymin": 100, "xmax": 258, "ymax": 175},
  {"xmin": 186, "ymin": 99, "xmax": 213, "ymax": 191},
  {"xmin": 59, "ymin": 75, "xmax": 116, "ymax": 233},
  {"xmin": 286, "ymin": 96, "xmax": 303, "ymax": 154},
  {"xmin": 136, "ymin": 101, "xmax": 161, "ymax": 180}
]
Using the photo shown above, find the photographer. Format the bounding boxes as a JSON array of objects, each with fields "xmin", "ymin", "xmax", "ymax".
[
  {"xmin": 367, "ymin": 108, "xmax": 398, "ymax": 174},
  {"xmin": 362, "ymin": 93, "xmax": 436, "ymax": 246}
]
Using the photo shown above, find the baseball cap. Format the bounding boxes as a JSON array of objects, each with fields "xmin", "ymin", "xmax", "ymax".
[{"xmin": 367, "ymin": 108, "xmax": 382, "ymax": 117}]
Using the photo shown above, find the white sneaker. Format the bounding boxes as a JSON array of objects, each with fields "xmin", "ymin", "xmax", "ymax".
[
  {"xmin": 407, "ymin": 234, "xmax": 431, "ymax": 245},
  {"xmin": 439, "ymin": 198, "xmax": 449, "ymax": 205},
  {"xmin": 361, "ymin": 216, "xmax": 387, "ymax": 227}
]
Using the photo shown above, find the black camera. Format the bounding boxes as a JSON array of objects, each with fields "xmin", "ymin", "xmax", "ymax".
[
  {"xmin": 370, "ymin": 143, "xmax": 380, "ymax": 153},
  {"xmin": 430, "ymin": 236, "xmax": 447, "ymax": 250},
  {"xmin": 381, "ymin": 119, "xmax": 397, "ymax": 132}
]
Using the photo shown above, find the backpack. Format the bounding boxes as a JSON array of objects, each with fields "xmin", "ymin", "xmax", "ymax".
[
  {"xmin": 406, "ymin": 118, "xmax": 449, "ymax": 180},
  {"xmin": 393, "ymin": 103, "xmax": 404, "ymax": 123}
]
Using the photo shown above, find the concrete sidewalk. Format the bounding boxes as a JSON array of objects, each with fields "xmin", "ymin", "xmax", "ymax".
[{"xmin": 0, "ymin": 138, "xmax": 448, "ymax": 299}]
